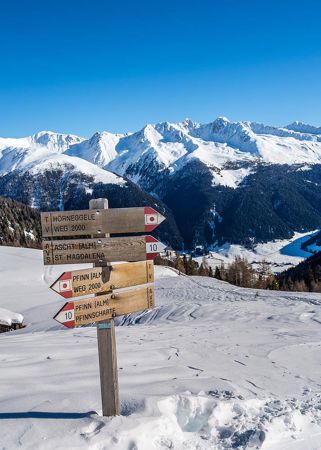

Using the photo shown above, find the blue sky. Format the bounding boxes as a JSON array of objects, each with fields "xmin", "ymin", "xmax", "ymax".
[{"xmin": 0, "ymin": 0, "xmax": 321, "ymax": 137}]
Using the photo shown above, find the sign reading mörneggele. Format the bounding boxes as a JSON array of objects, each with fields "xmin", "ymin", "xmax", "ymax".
[{"xmin": 41, "ymin": 207, "xmax": 165, "ymax": 237}]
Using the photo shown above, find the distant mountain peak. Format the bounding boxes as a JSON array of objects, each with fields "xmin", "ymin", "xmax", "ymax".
[
  {"xmin": 179, "ymin": 117, "xmax": 197, "ymax": 128},
  {"xmin": 285, "ymin": 121, "xmax": 321, "ymax": 135},
  {"xmin": 31, "ymin": 130, "xmax": 85, "ymax": 149},
  {"xmin": 87, "ymin": 130, "xmax": 119, "ymax": 145},
  {"xmin": 215, "ymin": 116, "xmax": 230, "ymax": 123},
  {"xmin": 65, "ymin": 131, "xmax": 120, "ymax": 167}
]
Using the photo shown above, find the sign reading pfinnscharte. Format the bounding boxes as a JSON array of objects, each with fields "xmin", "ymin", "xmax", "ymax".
[{"xmin": 53, "ymin": 286, "xmax": 154, "ymax": 328}]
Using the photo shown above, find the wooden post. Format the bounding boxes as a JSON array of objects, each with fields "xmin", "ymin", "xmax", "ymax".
[{"xmin": 89, "ymin": 198, "xmax": 120, "ymax": 417}]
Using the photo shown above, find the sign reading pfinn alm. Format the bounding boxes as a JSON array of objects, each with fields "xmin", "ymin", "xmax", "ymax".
[
  {"xmin": 41, "ymin": 206, "xmax": 165, "ymax": 237},
  {"xmin": 43, "ymin": 235, "xmax": 165, "ymax": 265},
  {"xmin": 54, "ymin": 286, "xmax": 154, "ymax": 328},
  {"xmin": 50, "ymin": 260, "xmax": 154, "ymax": 298}
]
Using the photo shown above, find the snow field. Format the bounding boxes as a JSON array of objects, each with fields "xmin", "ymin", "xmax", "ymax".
[
  {"xmin": 195, "ymin": 230, "xmax": 321, "ymax": 273},
  {"xmin": 0, "ymin": 246, "xmax": 321, "ymax": 449}
]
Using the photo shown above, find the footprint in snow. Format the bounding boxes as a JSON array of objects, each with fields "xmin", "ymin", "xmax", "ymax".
[
  {"xmin": 80, "ymin": 420, "xmax": 106, "ymax": 439},
  {"xmin": 234, "ymin": 360, "xmax": 247, "ymax": 366},
  {"xmin": 187, "ymin": 365, "xmax": 204, "ymax": 376}
]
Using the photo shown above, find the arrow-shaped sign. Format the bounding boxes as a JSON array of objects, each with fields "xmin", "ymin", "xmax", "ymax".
[
  {"xmin": 43, "ymin": 235, "xmax": 166, "ymax": 265},
  {"xmin": 41, "ymin": 206, "xmax": 165, "ymax": 237},
  {"xmin": 50, "ymin": 260, "xmax": 154, "ymax": 299},
  {"xmin": 53, "ymin": 286, "xmax": 154, "ymax": 328}
]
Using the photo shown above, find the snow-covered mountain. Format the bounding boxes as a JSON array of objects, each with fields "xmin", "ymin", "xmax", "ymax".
[
  {"xmin": 0, "ymin": 131, "xmax": 84, "ymax": 176},
  {"xmin": 24, "ymin": 153, "xmax": 125, "ymax": 186},
  {"xmin": 1, "ymin": 117, "xmax": 321, "ymax": 249},
  {"xmin": 106, "ymin": 116, "xmax": 321, "ymax": 189},
  {"xmin": 2, "ymin": 117, "xmax": 321, "ymax": 188},
  {"xmin": 285, "ymin": 121, "xmax": 321, "ymax": 135},
  {"xmin": 65, "ymin": 131, "xmax": 123, "ymax": 167},
  {"xmin": 0, "ymin": 130, "xmax": 182, "ymax": 247}
]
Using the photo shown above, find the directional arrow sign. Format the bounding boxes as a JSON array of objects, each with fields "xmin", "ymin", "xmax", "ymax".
[
  {"xmin": 41, "ymin": 207, "xmax": 165, "ymax": 237},
  {"xmin": 50, "ymin": 260, "xmax": 154, "ymax": 298},
  {"xmin": 43, "ymin": 235, "xmax": 166, "ymax": 265},
  {"xmin": 53, "ymin": 286, "xmax": 154, "ymax": 328}
]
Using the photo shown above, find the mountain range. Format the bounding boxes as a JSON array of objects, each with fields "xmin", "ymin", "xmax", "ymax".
[{"xmin": 1, "ymin": 117, "xmax": 321, "ymax": 249}]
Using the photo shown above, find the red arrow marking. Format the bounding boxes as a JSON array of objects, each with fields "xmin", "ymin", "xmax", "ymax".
[
  {"xmin": 60, "ymin": 272, "xmax": 72, "ymax": 281},
  {"xmin": 144, "ymin": 206, "xmax": 157, "ymax": 215},
  {"xmin": 50, "ymin": 272, "xmax": 73, "ymax": 298},
  {"xmin": 145, "ymin": 235, "xmax": 166, "ymax": 260},
  {"xmin": 53, "ymin": 302, "xmax": 75, "ymax": 328},
  {"xmin": 144, "ymin": 207, "xmax": 165, "ymax": 232}
]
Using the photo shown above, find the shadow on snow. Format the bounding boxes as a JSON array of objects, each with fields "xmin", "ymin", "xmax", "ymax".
[{"xmin": 0, "ymin": 411, "xmax": 97, "ymax": 419}]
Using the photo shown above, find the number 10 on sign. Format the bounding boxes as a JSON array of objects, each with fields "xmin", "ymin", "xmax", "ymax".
[{"xmin": 146, "ymin": 236, "xmax": 162, "ymax": 259}]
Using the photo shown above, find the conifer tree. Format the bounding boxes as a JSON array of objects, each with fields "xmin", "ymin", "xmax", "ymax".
[{"xmin": 214, "ymin": 266, "xmax": 221, "ymax": 280}]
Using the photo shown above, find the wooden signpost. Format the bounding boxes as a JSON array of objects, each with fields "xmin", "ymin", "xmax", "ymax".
[
  {"xmin": 41, "ymin": 206, "xmax": 165, "ymax": 237},
  {"xmin": 50, "ymin": 261, "xmax": 154, "ymax": 298},
  {"xmin": 41, "ymin": 199, "xmax": 166, "ymax": 417},
  {"xmin": 53, "ymin": 286, "xmax": 154, "ymax": 327},
  {"xmin": 43, "ymin": 235, "xmax": 166, "ymax": 265}
]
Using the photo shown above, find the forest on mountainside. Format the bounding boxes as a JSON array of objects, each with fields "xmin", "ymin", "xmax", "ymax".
[
  {"xmin": 156, "ymin": 250, "xmax": 321, "ymax": 293},
  {"xmin": 0, "ymin": 196, "xmax": 41, "ymax": 248},
  {"xmin": 155, "ymin": 254, "xmax": 279, "ymax": 290},
  {"xmin": 277, "ymin": 251, "xmax": 321, "ymax": 292}
]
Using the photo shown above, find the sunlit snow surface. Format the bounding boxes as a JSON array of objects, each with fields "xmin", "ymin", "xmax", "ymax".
[
  {"xmin": 196, "ymin": 230, "xmax": 321, "ymax": 274},
  {"xmin": 1, "ymin": 246, "xmax": 321, "ymax": 449}
]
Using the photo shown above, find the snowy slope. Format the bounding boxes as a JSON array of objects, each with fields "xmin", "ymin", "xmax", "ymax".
[
  {"xmin": 0, "ymin": 131, "xmax": 124, "ymax": 186},
  {"xmin": 1, "ymin": 246, "xmax": 321, "ymax": 449},
  {"xmin": 24, "ymin": 153, "xmax": 125, "ymax": 185},
  {"xmin": 0, "ymin": 131, "xmax": 84, "ymax": 154},
  {"xmin": 0, "ymin": 131, "xmax": 84, "ymax": 175},
  {"xmin": 196, "ymin": 230, "xmax": 321, "ymax": 273}
]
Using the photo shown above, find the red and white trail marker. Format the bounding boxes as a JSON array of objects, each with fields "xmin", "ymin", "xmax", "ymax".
[
  {"xmin": 145, "ymin": 235, "xmax": 166, "ymax": 260},
  {"xmin": 55, "ymin": 301, "xmax": 75, "ymax": 328},
  {"xmin": 143, "ymin": 207, "xmax": 165, "ymax": 232}
]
